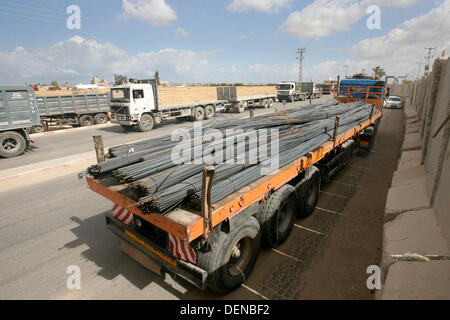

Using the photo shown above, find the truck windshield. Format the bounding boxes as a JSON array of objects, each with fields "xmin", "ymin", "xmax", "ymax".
[
  {"xmin": 277, "ymin": 84, "xmax": 292, "ymax": 90},
  {"xmin": 111, "ymin": 88, "xmax": 130, "ymax": 101}
]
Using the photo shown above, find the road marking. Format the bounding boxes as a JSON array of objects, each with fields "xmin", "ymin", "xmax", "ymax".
[
  {"xmin": 294, "ymin": 224, "xmax": 325, "ymax": 236},
  {"xmin": 347, "ymin": 165, "xmax": 369, "ymax": 170},
  {"xmin": 241, "ymin": 284, "xmax": 269, "ymax": 300},
  {"xmin": 331, "ymin": 181, "xmax": 359, "ymax": 188},
  {"xmin": 316, "ymin": 206, "xmax": 345, "ymax": 216},
  {"xmin": 335, "ymin": 172, "xmax": 360, "ymax": 178},
  {"xmin": 271, "ymin": 248, "xmax": 303, "ymax": 263},
  {"xmin": 320, "ymin": 191, "xmax": 350, "ymax": 198}
]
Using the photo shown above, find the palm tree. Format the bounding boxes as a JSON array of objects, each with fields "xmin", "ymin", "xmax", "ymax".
[
  {"xmin": 372, "ymin": 66, "xmax": 386, "ymax": 80},
  {"xmin": 50, "ymin": 80, "xmax": 60, "ymax": 90}
]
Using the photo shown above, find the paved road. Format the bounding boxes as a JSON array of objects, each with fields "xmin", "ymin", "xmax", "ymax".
[
  {"xmin": 0, "ymin": 97, "xmax": 332, "ymax": 171},
  {"xmin": 0, "ymin": 107, "xmax": 404, "ymax": 299}
]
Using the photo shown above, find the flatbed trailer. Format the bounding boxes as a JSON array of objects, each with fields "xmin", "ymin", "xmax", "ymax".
[{"xmin": 85, "ymin": 103, "xmax": 382, "ymax": 291}]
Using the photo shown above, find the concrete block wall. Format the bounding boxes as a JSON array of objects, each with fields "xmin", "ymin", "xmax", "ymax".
[{"xmin": 379, "ymin": 56, "xmax": 450, "ymax": 299}]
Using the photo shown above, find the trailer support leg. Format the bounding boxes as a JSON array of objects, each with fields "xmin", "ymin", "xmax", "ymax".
[
  {"xmin": 332, "ymin": 116, "xmax": 340, "ymax": 150},
  {"xmin": 93, "ymin": 135, "xmax": 106, "ymax": 163},
  {"xmin": 202, "ymin": 166, "xmax": 215, "ymax": 245}
]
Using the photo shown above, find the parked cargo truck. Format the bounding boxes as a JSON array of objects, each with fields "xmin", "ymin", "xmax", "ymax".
[
  {"xmin": 110, "ymin": 78, "xmax": 277, "ymax": 132},
  {"xmin": 0, "ymin": 85, "xmax": 41, "ymax": 158},
  {"xmin": 31, "ymin": 92, "xmax": 110, "ymax": 133},
  {"xmin": 84, "ymin": 81, "xmax": 384, "ymax": 293},
  {"xmin": 276, "ymin": 81, "xmax": 322, "ymax": 102}
]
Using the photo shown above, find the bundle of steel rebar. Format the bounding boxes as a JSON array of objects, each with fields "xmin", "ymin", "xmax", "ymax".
[{"xmin": 87, "ymin": 100, "xmax": 378, "ymax": 214}]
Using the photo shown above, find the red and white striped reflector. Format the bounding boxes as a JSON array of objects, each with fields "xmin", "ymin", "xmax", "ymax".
[
  {"xmin": 168, "ymin": 233, "xmax": 196, "ymax": 264},
  {"xmin": 112, "ymin": 204, "xmax": 133, "ymax": 226}
]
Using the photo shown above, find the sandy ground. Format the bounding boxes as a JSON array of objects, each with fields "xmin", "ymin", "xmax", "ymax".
[{"xmin": 35, "ymin": 86, "xmax": 277, "ymax": 105}]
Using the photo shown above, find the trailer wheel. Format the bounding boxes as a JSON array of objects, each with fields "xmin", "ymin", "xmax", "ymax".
[
  {"xmin": 261, "ymin": 99, "xmax": 269, "ymax": 108},
  {"xmin": 120, "ymin": 124, "xmax": 135, "ymax": 132},
  {"xmin": 298, "ymin": 168, "xmax": 321, "ymax": 218},
  {"xmin": 193, "ymin": 106, "xmax": 205, "ymax": 121},
  {"xmin": 31, "ymin": 122, "xmax": 48, "ymax": 134},
  {"xmin": 0, "ymin": 131, "xmax": 26, "ymax": 158},
  {"xmin": 268, "ymin": 98, "xmax": 274, "ymax": 108},
  {"xmin": 235, "ymin": 101, "xmax": 246, "ymax": 113},
  {"xmin": 204, "ymin": 105, "xmax": 215, "ymax": 120},
  {"xmin": 256, "ymin": 184, "xmax": 297, "ymax": 248},
  {"xmin": 197, "ymin": 217, "xmax": 260, "ymax": 293},
  {"xmin": 94, "ymin": 113, "xmax": 108, "ymax": 124},
  {"xmin": 138, "ymin": 114, "xmax": 154, "ymax": 132},
  {"xmin": 79, "ymin": 115, "xmax": 94, "ymax": 127}
]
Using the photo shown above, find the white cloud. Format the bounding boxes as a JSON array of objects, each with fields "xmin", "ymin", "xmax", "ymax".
[
  {"xmin": 175, "ymin": 27, "xmax": 189, "ymax": 36},
  {"xmin": 228, "ymin": 0, "xmax": 292, "ymax": 13},
  {"xmin": 239, "ymin": 30, "xmax": 257, "ymax": 40},
  {"xmin": 301, "ymin": 0, "xmax": 450, "ymax": 82},
  {"xmin": 122, "ymin": 0, "xmax": 177, "ymax": 26},
  {"xmin": 280, "ymin": 0, "xmax": 419, "ymax": 39}
]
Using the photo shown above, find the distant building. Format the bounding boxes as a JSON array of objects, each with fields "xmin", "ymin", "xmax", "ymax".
[{"xmin": 91, "ymin": 76, "xmax": 107, "ymax": 85}]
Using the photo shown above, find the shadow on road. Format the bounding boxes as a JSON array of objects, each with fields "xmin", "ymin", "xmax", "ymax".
[{"xmin": 62, "ymin": 211, "xmax": 187, "ymax": 298}]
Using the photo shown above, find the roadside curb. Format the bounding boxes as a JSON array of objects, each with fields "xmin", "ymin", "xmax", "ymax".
[
  {"xmin": 30, "ymin": 123, "xmax": 114, "ymax": 138},
  {"xmin": 0, "ymin": 152, "xmax": 97, "ymax": 181}
]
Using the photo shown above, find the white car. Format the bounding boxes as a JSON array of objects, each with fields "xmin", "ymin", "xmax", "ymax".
[{"xmin": 385, "ymin": 96, "xmax": 403, "ymax": 109}]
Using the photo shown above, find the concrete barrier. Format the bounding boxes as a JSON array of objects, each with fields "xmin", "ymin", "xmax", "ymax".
[{"xmin": 380, "ymin": 56, "xmax": 450, "ymax": 300}]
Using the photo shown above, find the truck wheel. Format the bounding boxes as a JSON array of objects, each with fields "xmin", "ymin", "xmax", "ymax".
[
  {"xmin": 120, "ymin": 125, "xmax": 135, "ymax": 132},
  {"xmin": 261, "ymin": 99, "xmax": 269, "ymax": 108},
  {"xmin": 94, "ymin": 113, "xmax": 108, "ymax": 124},
  {"xmin": 138, "ymin": 114, "xmax": 154, "ymax": 132},
  {"xmin": 268, "ymin": 98, "xmax": 274, "ymax": 108},
  {"xmin": 197, "ymin": 217, "xmax": 261, "ymax": 293},
  {"xmin": 31, "ymin": 122, "xmax": 48, "ymax": 134},
  {"xmin": 256, "ymin": 184, "xmax": 297, "ymax": 248},
  {"xmin": 193, "ymin": 106, "xmax": 205, "ymax": 121},
  {"xmin": 298, "ymin": 168, "xmax": 321, "ymax": 218},
  {"xmin": 0, "ymin": 131, "xmax": 26, "ymax": 158},
  {"xmin": 204, "ymin": 105, "xmax": 215, "ymax": 120},
  {"xmin": 79, "ymin": 115, "xmax": 94, "ymax": 127},
  {"xmin": 235, "ymin": 101, "xmax": 246, "ymax": 113}
]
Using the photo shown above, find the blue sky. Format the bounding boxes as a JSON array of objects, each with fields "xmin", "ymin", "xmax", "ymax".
[{"xmin": 0, "ymin": 0, "xmax": 448, "ymax": 84}]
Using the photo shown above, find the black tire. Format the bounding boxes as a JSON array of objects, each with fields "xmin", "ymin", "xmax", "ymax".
[
  {"xmin": 256, "ymin": 184, "xmax": 297, "ymax": 248},
  {"xmin": 193, "ymin": 106, "xmax": 205, "ymax": 121},
  {"xmin": 138, "ymin": 114, "xmax": 154, "ymax": 132},
  {"xmin": 204, "ymin": 105, "xmax": 215, "ymax": 120},
  {"xmin": 79, "ymin": 115, "xmax": 94, "ymax": 127},
  {"xmin": 298, "ymin": 167, "xmax": 321, "ymax": 218},
  {"xmin": 94, "ymin": 113, "xmax": 108, "ymax": 124},
  {"xmin": 197, "ymin": 217, "xmax": 261, "ymax": 293},
  {"xmin": 268, "ymin": 98, "xmax": 274, "ymax": 108},
  {"xmin": 31, "ymin": 122, "xmax": 48, "ymax": 134},
  {"xmin": 120, "ymin": 124, "xmax": 135, "ymax": 132},
  {"xmin": 0, "ymin": 131, "xmax": 26, "ymax": 158}
]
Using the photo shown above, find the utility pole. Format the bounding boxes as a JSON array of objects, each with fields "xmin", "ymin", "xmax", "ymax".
[
  {"xmin": 344, "ymin": 65, "xmax": 349, "ymax": 79},
  {"xmin": 424, "ymin": 47, "xmax": 436, "ymax": 76},
  {"xmin": 296, "ymin": 48, "xmax": 306, "ymax": 83}
]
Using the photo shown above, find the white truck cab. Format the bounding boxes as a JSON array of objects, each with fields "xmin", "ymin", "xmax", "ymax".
[
  {"xmin": 276, "ymin": 82, "xmax": 296, "ymax": 102},
  {"xmin": 110, "ymin": 83, "xmax": 158, "ymax": 132}
]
